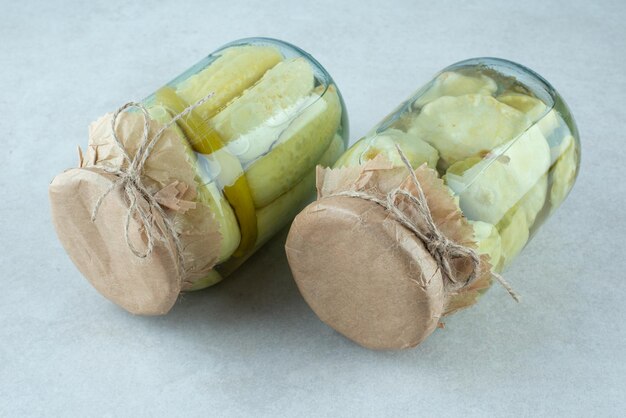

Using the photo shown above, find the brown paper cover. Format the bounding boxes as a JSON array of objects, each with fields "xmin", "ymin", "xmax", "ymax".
[
  {"xmin": 286, "ymin": 157, "xmax": 493, "ymax": 349},
  {"xmin": 50, "ymin": 112, "xmax": 222, "ymax": 315}
]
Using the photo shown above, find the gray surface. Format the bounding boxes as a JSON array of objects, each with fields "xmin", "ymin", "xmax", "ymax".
[{"xmin": 2, "ymin": 0, "xmax": 625, "ymax": 416}]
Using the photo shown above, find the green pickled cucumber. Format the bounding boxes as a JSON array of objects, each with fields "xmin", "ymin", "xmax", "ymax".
[
  {"xmin": 195, "ymin": 181, "xmax": 241, "ymax": 262},
  {"xmin": 255, "ymin": 133, "xmax": 345, "ymax": 246},
  {"xmin": 177, "ymin": 45, "xmax": 283, "ymax": 121},
  {"xmin": 245, "ymin": 84, "xmax": 343, "ymax": 207},
  {"xmin": 155, "ymin": 86, "xmax": 227, "ymax": 154},
  {"xmin": 223, "ymin": 176, "xmax": 258, "ymax": 257},
  {"xmin": 211, "ymin": 57, "xmax": 315, "ymax": 143},
  {"xmin": 216, "ymin": 134, "xmax": 345, "ymax": 277}
]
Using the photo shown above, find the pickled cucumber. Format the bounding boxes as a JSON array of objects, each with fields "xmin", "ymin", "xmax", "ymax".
[
  {"xmin": 211, "ymin": 57, "xmax": 315, "ymax": 143},
  {"xmin": 155, "ymin": 45, "xmax": 345, "ymax": 270},
  {"xmin": 176, "ymin": 45, "xmax": 283, "ymax": 121},
  {"xmin": 195, "ymin": 181, "xmax": 241, "ymax": 262},
  {"xmin": 216, "ymin": 133, "xmax": 346, "ymax": 278},
  {"xmin": 246, "ymin": 84, "xmax": 343, "ymax": 207},
  {"xmin": 256, "ymin": 133, "xmax": 345, "ymax": 245}
]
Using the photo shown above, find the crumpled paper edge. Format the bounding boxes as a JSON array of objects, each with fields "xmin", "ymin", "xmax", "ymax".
[{"xmin": 316, "ymin": 155, "xmax": 494, "ymax": 316}]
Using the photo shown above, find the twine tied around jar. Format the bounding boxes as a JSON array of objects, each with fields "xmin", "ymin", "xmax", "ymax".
[
  {"xmin": 90, "ymin": 93, "xmax": 215, "ymax": 274},
  {"xmin": 331, "ymin": 145, "xmax": 520, "ymax": 302}
]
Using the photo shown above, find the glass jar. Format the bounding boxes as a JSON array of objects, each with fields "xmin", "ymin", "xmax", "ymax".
[
  {"xmin": 337, "ymin": 57, "xmax": 579, "ymax": 272},
  {"xmin": 145, "ymin": 37, "xmax": 348, "ymax": 286},
  {"xmin": 50, "ymin": 37, "xmax": 348, "ymax": 314},
  {"xmin": 286, "ymin": 58, "xmax": 579, "ymax": 349}
]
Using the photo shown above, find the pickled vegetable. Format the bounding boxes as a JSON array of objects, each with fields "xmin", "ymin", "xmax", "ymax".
[
  {"xmin": 143, "ymin": 40, "xmax": 347, "ymax": 289},
  {"xmin": 284, "ymin": 58, "xmax": 579, "ymax": 349},
  {"xmin": 445, "ymin": 125, "xmax": 550, "ymax": 226},
  {"xmin": 211, "ymin": 57, "xmax": 315, "ymax": 142},
  {"xmin": 335, "ymin": 128, "xmax": 438, "ymax": 169},
  {"xmin": 550, "ymin": 135, "xmax": 578, "ymax": 208},
  {"xmin": 417, "ymin": 71, "xmax": 497, "ymax": 105},
  {"xmin": 176, "ymin": 45, "xmax": 283, "ymax": 121},
  {"xmin": 470, "ymin": 221, "xmax": 502, "ymax": 268},
  {"xmin": 153, "ymin": 86, "xmax": 259, "ymax": 256},
  {"xmin": 337, "ymin": 58, "xmax": 579, "ymax": 283},
  {"xmin": 49, "ymin": 37, "xmax": 348, "ymax": 318},
  {"xmin": 256, "ymin": 133, "xmax": 345, "ymax": 246},
  {"xmin": 408, "ymin": 94, "xmax": 531, "ymax": 167},
  {"xmin": 246, "ymin": 84, "xmax": 343, "ymax": 207}
]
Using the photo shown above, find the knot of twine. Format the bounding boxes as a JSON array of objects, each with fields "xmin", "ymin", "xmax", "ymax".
[
  {"xmin": 333, "ymin": 145, "xmax": 519, "ymax": 301},
  {"xmin": 90, "ymin": 93, "xmax": 214, "ymax": 273}
]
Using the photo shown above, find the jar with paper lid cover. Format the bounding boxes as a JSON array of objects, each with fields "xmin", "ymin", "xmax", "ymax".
[
  {"xmin": 286, "ymin": 57, "xmax": 580, "ymax": 350},
  {"xmin": 50, "ymin": 38, "xmax": 348, "ymax": 315}
]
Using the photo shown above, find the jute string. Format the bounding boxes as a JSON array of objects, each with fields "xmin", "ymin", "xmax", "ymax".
[
  {"xmin": 90, "ymin": 93, "xmax": 214, "ymax": 275},
  {"xmin": 331, "ymin": 145, "xmax": 519, "ymax": 301}
]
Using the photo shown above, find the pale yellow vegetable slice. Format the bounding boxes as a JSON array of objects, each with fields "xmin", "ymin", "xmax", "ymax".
[
  {"xmin": 211, "ymin": 57, "xmax": 315, "ymax": 143},
  {"xmin": 469, "ymin": 220, "xmax": 502, "ymax": 269},
  {"xmin": 497, "ymin": 208, "xmax": 529, "ymax": 269},
  {"xmin": 255, "ymin": 133, "xmax": 345, "ymax": 245},
  {"xmin": 216, "ymin": 133, "xmax": 345, "ymax": 277},
  {"xmin": 520, "ymin": 174, "xmax": 548, "ymax": 227},
  {"xmin": 194, "ymin": 181, "xmax": 241, "ymax": 262},
  {"xmin": 246, "ymin": 84, "xmax": 342, "ymax": 207},
  {"xmin": 492, "ymin": 173, "xmax": 549, "ymax": 270},
  {"xmin": 445, "ymin": 125, "xmax": 550, "ymax": 225},
  {"xmin": 550, "ymin": 135, "xmax": 578, "ymax": 209},
  {"xmin": 539, "ymin": 109, "xmax": 576, "ymax": 165},
  {"xmin": 334, "ymin": 128, "xmax": 438, "ymax": 169},
  {"xmin": 225, "ymin": 93, "xmax": 322, "ymax": 167},
  {"xmin": 417, "ymin": 71, "xmax": 497, "ymax": 105},
  {"xmin": 333, "ymin": 138, "xmax": 367, "ymax": 168},
  {"xmin": 409, "ymin": 94, "xmax": 531, "ymax": 166},
  {"xmin": 185, "ymin": 270, "xmax": 224, "ymax": 291},
  {"xmin": 537, "ymin": 109, "xmax": 561, "ymax": 142},
  {"xmin": 497, "ymin": 92, "xmax": 548, "ymax": 122},
  {"xmin": 176, "ymin": 45, "xmax": 283, "ymax": 121}
]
